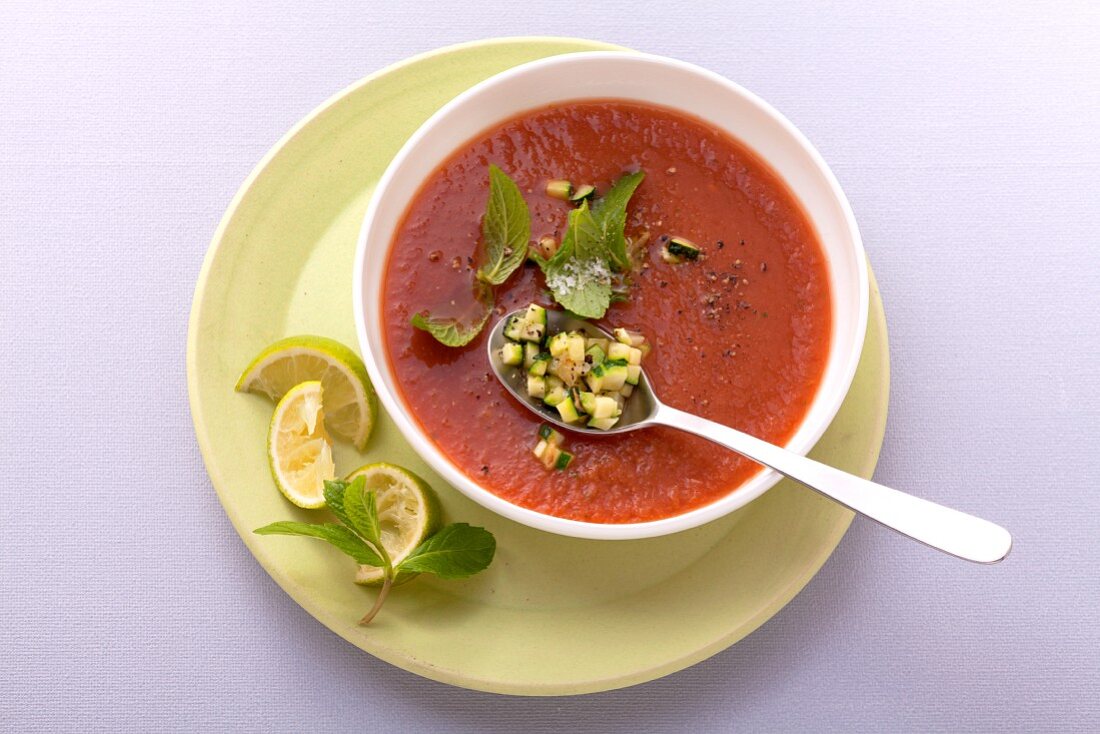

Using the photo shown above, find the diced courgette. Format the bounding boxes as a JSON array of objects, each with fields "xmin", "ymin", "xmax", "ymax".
[
  {"xmin": 661, "ymin": 236, "xmax": 701, "ymax": 264},
  {"xmin": 547, "ymin": 332, "xmax": 569, "ymax": 357},
  {"xmin": 504, "ymin": 315, "xmax": 526, "ymax": 341},
  {"xmin": 519, "ymin": 321, "xmax": 544, "ymax": 343},
  {"xmin": 543, "ymin": 384, "xmax": 568, "ymax": 407},
  {"xmin": 546, "ymin": 179, "xmax": 573, "ymax": 200},
  {"xmin": 538, "ymin": 424, "xmax": 564, "ymax": 446},
  {"xmin": 607, "ymin": 342, "xmax": 631, "ymax": 361},
  {"xmin": 667, "ymin": 237, "xmax": 702, "ymax": 260},
  {"xmin": 570, "ymin": 184, "xmax": 596, "ymax": 202},
  {"xmin": 613, "ymin": 327, "xmax": 645, "ymax": 347},
  {"xmin": 578, "ymin": 391, "xmax": 598, "ymax": 415},
  {"xmin": 589, "ymin": 359, "xmax": 629, "ymax": 393},
  {"xmin": 504, "ymin": 309, "xmax": 545, "ymax": 344},
  {"xmin": 592, "ymin": 395, "xmax": 620, "ymax": 420},
  {"xmin": 523, "ymin": 342, "xmax": 540, "ymax": 368},
  {"xmin": 527, "ymin": 352, "xmax": 550, "ymax": 376},
  {"xmin": 525, "ymin": 303, "xmax": 547, "ymax": 327},
  {"xmin": 556, "ymin": 398, "xmax": 581, "ymax": 424},
  {"xmin": 587, "ymin": 416, "xmax": 619, "ymax": 430},
  {"xmin": 533, "ymin": 424, "xmax": 571, "ymax": 471},
  {"xmin": 500, "ymin": 342, "xmax": 523, "ymax": 366},
  {"xmin": 566, "ymin": 334, "xmax": 585, "ymax": 363}
]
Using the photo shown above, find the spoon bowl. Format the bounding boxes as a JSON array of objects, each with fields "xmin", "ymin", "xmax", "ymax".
[{"xmin": 487, "ymin": 309, "xmax": 657, "ymax": 435}]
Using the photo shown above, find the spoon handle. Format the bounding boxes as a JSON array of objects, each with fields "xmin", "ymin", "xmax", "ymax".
[{"xmin": 654, "ymin": 405, "xmax": 1012, "ymax": 563}]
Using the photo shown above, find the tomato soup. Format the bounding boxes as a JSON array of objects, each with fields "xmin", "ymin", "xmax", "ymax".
[{"xmin": 381, "ymin": 101, "xmax": 831, "ymax": 523}]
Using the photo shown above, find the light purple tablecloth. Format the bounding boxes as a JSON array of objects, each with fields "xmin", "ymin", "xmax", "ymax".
[{"xmin": 2, "ymin": 2, "xmax": 1097, "ymax": 731}]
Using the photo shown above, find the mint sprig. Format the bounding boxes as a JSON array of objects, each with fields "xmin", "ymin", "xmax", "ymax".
[
  {"xmin": 412, "ymin": 167, "xmax": 645, "ymax": 341},
  {"xmin": 254, "ymin": 476, "xmax": 496, "ymax": 625},
  {"xmin": 538, "ymin": 171, "xmax": 646, "ymax": 319},
  {"xmin": 412, "ymin": 166, "xmax": 528, "ymax": 347}
]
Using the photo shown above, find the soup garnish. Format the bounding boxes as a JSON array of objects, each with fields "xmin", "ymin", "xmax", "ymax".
[
  {"xmin": 411, "ymin": 167, "xmax": 647, "ymax": 346},
  {"xmin": 498, "ymin": 302, "xmax": 650, "ymax": 434}
]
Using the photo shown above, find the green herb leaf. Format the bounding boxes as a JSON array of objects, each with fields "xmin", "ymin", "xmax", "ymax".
[
  {"xmin": 253, "ymin": 521, "xmax": 384, "ymax": 567},
  {"xmin": 592, "ymin": 171, "xmax": 645, "ymax": 271},
  {"xmin": 396, "ymin": 523, "xmax": 496, "ymax": 579},
  {"xmin": 563, "ymin": 199, "xmax": 606, "ymax": 261},
  {"xmin": 398, "ymin": 521, "xmax": 497, "ymax": 581},
  {"xmin": 411, "ymin": 285, "xmax": 495, "ymax": 347},
  {"xmin": 536, "ymin": 171, "xmax": 645, "ymax": 318},
  {"xmin": 541, "ymin": 202, "xmax": 613, "ymax": 319},
  {"xmin": 342, "ymin": 476, "xmax": 381, "ymax": 548},
  {"xmin": 476, "ymin": 165, "xmax": 531, "ymax": 285},
  {"xmin": 410, "ymin": 306, "xmax": 493, "ymax": 347},
  {"xmin": 322, "ymin": 479, "xmax": 351, "ymax": 526}
]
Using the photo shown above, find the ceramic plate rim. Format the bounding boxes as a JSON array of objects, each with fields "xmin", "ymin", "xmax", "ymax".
[{"xmin": 186, "ymin": 36, "xmax": 888, "ymax": 696}]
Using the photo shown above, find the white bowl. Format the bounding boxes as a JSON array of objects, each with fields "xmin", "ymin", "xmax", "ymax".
[{"xmin": 354, "ymin": 51, "xmax": 868, "ymax": 540}]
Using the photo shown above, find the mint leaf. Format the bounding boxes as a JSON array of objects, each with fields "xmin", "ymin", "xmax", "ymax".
[
  {"xmin": 476, "ymin": 165, "xmax": 530, "ymax": 285},
  {"xmin": 561, "ymin": 199, "xmax": 605, "ymax": 261},
  {"xmin": 542, "ymin": 202, "xmax": 613, "ymax": 319},
  {"xmin": 592, "ymin": 171, "xmax": 645, "ymax": 271},
  {"xmin": 396, "ymin": 523, "xmax": 496, "ymax": 579},
  {"xmin": 546, "ymin": 260, "xmax": 613, "ymax": 318},
  {"xmin": 411, "ymin": 168, "xmax": 523, "ymax": 348},
  {"xmin": 253, "ymin": 521, "xmax": 384, "ymax": 567},
  {"xmin": 322, "ymin": 479, "xmax": 352, "ymax": 527},
  {"xmin": 410, "ymin": 307, "xmax": 492, "ymax": 347},
  {"xmin": 411, "ymin": 286, "xmax": 495, "ymax": 347},
  {"xmin": 342, "ymin": 477, "xmax": 381, "ymax": 549}
]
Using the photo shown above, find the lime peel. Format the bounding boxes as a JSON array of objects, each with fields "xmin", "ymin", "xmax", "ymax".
[
  {"xmin": 344, "ymin": 463, "xmax": 442, "ymax": 586},
  {"xmin": 237, "ymin": 335, "xmax": 376, "ymax": 450},
  {"xmin": 267, "ymin": 381, "xmax": 336, "ymax": 509}
]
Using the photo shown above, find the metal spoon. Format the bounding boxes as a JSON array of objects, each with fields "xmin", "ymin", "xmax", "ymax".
[{"xmin": 488, "ymin": 308, "xmax": 1012, "ymax": 563}]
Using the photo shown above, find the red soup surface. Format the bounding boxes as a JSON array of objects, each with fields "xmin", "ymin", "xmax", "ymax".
[{"xmin": 381, "ymin": 101, "xmax": 832, "ymax": 523}]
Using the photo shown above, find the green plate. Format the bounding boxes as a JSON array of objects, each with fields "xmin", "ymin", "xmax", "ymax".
[{"xmin": 187, "ymin": 37, "xmax": 890, "ymax": 696}]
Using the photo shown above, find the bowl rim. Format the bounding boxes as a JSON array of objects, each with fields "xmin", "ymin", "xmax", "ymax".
[{"xmin": 354, "ymin": 50, "xmax": 868, "ymax": 540}]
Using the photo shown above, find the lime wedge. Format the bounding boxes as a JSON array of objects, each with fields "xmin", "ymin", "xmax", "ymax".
[
  {"xmin": 237, "ymin": 335, "xmax": 376, "ymax": 450},
  {"xmin": 345, "ymin": 463, "xmax": 442, "ymax": 585},
  {"xmin": 268, "ymin": 381, "xmax": 336, "ymax": 508}
]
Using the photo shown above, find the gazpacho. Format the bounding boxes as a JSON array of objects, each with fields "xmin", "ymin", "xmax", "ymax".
[{"xmin": 381, "ymin": 100, "xmax": 832, "ymax": 524}]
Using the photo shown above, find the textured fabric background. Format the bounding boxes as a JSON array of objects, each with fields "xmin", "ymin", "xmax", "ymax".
[{"xmin": 1, "ymin": 2, "xmax": 1097, "ymax": 731}]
